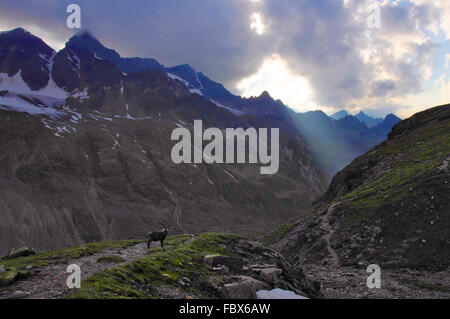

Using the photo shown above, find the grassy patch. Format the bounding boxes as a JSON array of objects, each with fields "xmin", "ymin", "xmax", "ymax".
[
  {"xmin": 69, "ymin": 233, "xmax": 240, "ymax": 299},
  {"xmin": 258, "ymin": 221, "xmax": 299, "ymax": 246},
  {"xmin": 0, "ymin": 239, "xmax": 142, "ymax": 287},
  {"xmin": 340, "ymin": 118, "xmax": 450, "ymax": 217}
]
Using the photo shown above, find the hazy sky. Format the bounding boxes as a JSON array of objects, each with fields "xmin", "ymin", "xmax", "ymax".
[{"xmin": 1, "ymin": 0, "xmax": 450, "ymax": 118}]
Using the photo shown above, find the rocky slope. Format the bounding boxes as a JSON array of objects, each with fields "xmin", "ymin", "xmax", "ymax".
[
  {"xmin": 0, "ymin": 234, "xmax": 321, "ymax": 299},
  {"xmin": 0, "ymin": 28, "xmax": 327, "ymax": 254},
  {"xmin": 273, "ymin": 104, "xmax": 450, "ymax": 271}
]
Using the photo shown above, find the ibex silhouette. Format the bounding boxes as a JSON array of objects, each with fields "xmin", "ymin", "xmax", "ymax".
[{"xmin": 146, "ymin": 223, "xmax": 169, "ymax": 250}]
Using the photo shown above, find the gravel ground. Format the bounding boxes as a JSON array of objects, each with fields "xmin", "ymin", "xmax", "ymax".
[
  {"xmin": 301, "ymin": 264, "xmax": 450, "ymax": 299},
  {"xmin": 0, "ymin": 242, "xmax": 151, "ymax": 299}
]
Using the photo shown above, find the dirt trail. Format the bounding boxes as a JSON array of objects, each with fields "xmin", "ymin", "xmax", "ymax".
[
  {"xmin": 0, "ymin": 242, "xmax": 153, "ymax": 299},
  {"xmin": 320, "ymin": 203, "xmax": 340, "ymax": 267}
]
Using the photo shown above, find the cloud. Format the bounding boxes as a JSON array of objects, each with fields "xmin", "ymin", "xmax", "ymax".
[
  {"xmin": 0, "ymin": 0, "xmax": 448, "ymax": 117},
  {"xmin": 445, "ymin": 54, "xmax": 450, "ymax": 69},
  {"xmin": 250, "ymin": 13, "xmax": 266, "ymax": 35},
  {"xmin": 249, "ymin": 0, "xmax": 442, "ymax": 113},
  {"xmin": 237, "ymin": 54, "xmax": 318, "ymax": 111}
]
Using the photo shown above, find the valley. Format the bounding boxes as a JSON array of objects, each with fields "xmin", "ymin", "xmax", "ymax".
[{"xmin": 0, "ymin": 27, "xmax": 448, "ymax": 300}]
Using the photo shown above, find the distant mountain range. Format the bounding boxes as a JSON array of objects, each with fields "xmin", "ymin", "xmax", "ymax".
[
  {"xmin": 331, "ymin": 109, "xmax": 395, "ymax": 128},
  {"xmin": 292, "ymin": 110, "xmax": 401, "ymax": 178}
]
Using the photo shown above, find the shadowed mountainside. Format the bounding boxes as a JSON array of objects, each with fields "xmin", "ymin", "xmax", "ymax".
[{"xmin": 273, "ymin": 104, "xmax": 450, "ymax": 270}]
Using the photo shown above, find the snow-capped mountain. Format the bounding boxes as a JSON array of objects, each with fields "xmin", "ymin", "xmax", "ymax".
[{"xmin": 0, "ymin": 28, "xmax": 328, "ymax": 254}]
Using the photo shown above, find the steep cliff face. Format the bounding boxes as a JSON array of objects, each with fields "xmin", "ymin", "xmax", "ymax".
[{"xmin": 275, "ymin": 104, "xmax": 450, "ymax": 270}]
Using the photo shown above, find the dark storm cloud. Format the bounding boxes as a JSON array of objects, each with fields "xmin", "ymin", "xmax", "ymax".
[
  {"xmin": 0, "ymin": 0, "xmax": 444, "ymax": 111},
  {"xmin": 0, "ymin": 0, "xmax": 269, "ymax": 85}
]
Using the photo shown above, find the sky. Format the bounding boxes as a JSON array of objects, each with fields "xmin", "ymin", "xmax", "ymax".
[{"xmin": 1, "ymin": 0, "xmax": 450, "ymax": 118}]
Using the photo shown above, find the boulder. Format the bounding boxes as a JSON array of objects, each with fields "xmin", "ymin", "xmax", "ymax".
[
  {"xmin": 178, "ymin": 277, "xmax": 191, "ymax": 288},
  {"xmin": 7, "ymin": 247, "xmax": 36, "ymax": 259},
  {"xmin": 258, "ymin": 268, "xmax": 283, "ymax": 285},
  {"xmin": 221, "ymin": 276, "xmax": 270, "ymax": 299},
  {"xmin": 0, "ymin": 265, "xmax": 6, "ymax": 273},
  {"xmin": 212, "ymin": 265, "xmax": 230, "ymax": 275},
  {"xmin": 204, "ymin": 255, "xmax": 244, "ymax": 272}
]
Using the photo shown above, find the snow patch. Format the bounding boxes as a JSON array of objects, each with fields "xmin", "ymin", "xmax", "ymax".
[
  {"xmin": 194, "ymin": 72, "xmax": 203, "ymax": 90},
  {"xmin": 70, "ymin": 88, "xmax": 89, "ymax": 101},
  {"xmin": 0, "ymin": 70, "xmax": 67, "ymax": 99},
  {"xmin": 39, "ymin": 53, "xmax": 50, "ymax": 62},
  {"xmin": 256, "ymin": 289, "xmax": 308, "ymax": 300},
  {"xmin": 94, "ymin": 53, "xmax": 103, "ymax": 60},
  {"xmin": 0, "ymin": 95, "xmax": 66, "ymax": 118},
  {"xmin": 167, "ymin": 73, "xmax": 190, "ymax": 87},
  {"xmin": 189, "ymin": 88, "xmax": 203, "ymax": 96},
  {"xmin": 210, "ymin": 99, "xmax": 245, "ymax": 116}
]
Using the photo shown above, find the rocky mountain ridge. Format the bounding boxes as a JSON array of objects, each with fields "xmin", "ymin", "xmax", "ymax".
[{"xmin": 0, "ymin": 28, "xmax": 327, "ymax": 254}]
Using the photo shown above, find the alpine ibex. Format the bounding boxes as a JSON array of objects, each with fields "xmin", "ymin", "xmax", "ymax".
[{"xmin": 146, "ymin": 223, "xmax": 169, "ymax": 250}]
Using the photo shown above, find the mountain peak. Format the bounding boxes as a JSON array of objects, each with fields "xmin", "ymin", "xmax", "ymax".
[
  {"xmin": 385, "ymin": 113, "xmax": 400, "ymax": 120},
  {"xmin": 381, "ymin": 113, "xmax": 402, "ymax": 127},
  {"xmin": 66, "ymin": 30, "xmax": 120, "ymax": 62},
  {"xmin": 68, "ymin": 30, "xmax": 102, "ymax": 47},
  {"xmin": 9, "ymin": 27, "xmax": 29, "ymax": 34},
  {"xmin": 172, "ymin": 64, "xmax": 196, "ymax": 74},
  {"xmin": 355, "ymin": 110, "xmax": 383, "ymax": 128},
  {"xmin": 1, "ymin": 27, "xmax": 39, "ymax": 40},
  {"xmin": 330, "ymin": 110, "xmax": 350, "ymax": 120},
  {"xmin": 259, "ymin": 90, "xmax": 272, "ymax": 100}
]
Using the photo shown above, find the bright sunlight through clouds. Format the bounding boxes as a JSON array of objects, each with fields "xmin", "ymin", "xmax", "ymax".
[{"xmin": 237, "ymin": 55, "xmax": 318, "ymax": 112}]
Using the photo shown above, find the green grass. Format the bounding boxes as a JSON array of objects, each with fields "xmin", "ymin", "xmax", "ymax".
[
  {"xmin": 69, "ymin": 233, "xmax": 240, "ymax": 299},
  {"xmin": 0, "ymin": 239, "xmax": 142, "ymax": 287},
  {"xmin": 340, "ymin": 117, "xmax": 450, "ymax": 219},
  {"xmin": 258, "ymin": 221, "xmax": 299, "ymax": 246}
]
